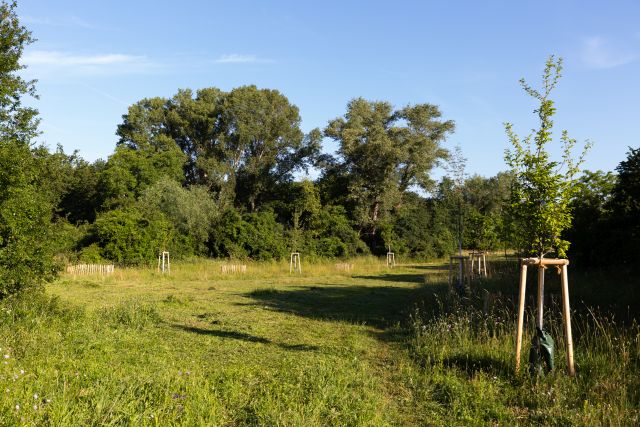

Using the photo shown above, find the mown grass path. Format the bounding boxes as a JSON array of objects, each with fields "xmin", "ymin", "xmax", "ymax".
[
  {"xmin": 3, "ymin": 260, "xmax": 639, "ymax": 425},
  {"xmin": 29, "ymin": 261, "xmax": 447, "ymax": 425}
]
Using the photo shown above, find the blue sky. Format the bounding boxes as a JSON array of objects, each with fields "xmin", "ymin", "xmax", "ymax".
[{"xmin": 16, "ymin": 0, "xmax": 640, "ymax": 178}]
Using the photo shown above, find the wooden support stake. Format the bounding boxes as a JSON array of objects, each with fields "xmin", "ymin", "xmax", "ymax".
[
  {"xmin": 537, "ymin": 265, "xmax": 545, "ymax": 329},
  {"xmin": 483, "ymin": 252, "xmax": 487, "ymax": 276},
  {"xmin": 560, "ymin": 264, "xmax": 575, "ymax": 375},
  {"xmin": 515, "ymin": 263, "xmax": 528, "ymax": 374},
  {"xmin": 471, "ymin": 255, "xmax": 475, "ymax": 277}
]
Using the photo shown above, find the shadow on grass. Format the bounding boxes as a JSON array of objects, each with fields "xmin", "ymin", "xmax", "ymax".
[
  {"xmin": 244, "ymin": 283, "xmax": 448, "ymax": 330},
  {"xmin": 174, "ymin": 324, "xmax": 270, "ymax": 343},
  {"xmin": 171, "ymin": 324, "xmax": 320, "ymax": 352},
  {"xmin": 408, "ymin": 264, "xmax": 449, "ymax": 272},
  {"xmin": 352, "ymin": 273, "xmax": 427, "ymax": 284}
]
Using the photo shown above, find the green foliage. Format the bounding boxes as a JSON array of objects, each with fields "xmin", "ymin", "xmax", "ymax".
[
  {"xmin": 0, "ymin": 1, "xmax": 38, "ymax": 145},
  {"xmin": 138, "ymin": 177, "xmax": 218, "ymax": 256},
  {"xmin": 305, "ymin": 205, "xmax": 369, "ymax": 258},
  {"xmin": 569, "ymin": 149, "xmax": 640, "ymax": 269},
  {"xmin": 0, "ymin": 1, "xmax": 57, "ymax": 297},
  {"xmin": 387, "ymin": 193, "xmax": 448, "ymax": 258},
  {"xmin": 209, "ymin": 210, "xmax": 287, "ymax": 260},
  {"xmin": 464, "ymin": 209, "xmax": 499, "ymax": 251},
  {"xmin": 59, "ymin": 158, "xmax": 106, "ymax": 224},
  {"xmin": 504, "ymin": 56, "xmax": 591, "ymax": 258},
  {"xmin": 100, "ymin": 141, "xmax": 186, "ymax": 209},
  {"xmin": 324, "ymin": 98, "xmax": 453, "ymax": 242},
  {"xmin": 93, "ymin": 208, "xmax": 171, "ymax": 265},
  {"xmin": 118, "ymin": 86, "xmax": 321, "ymax": 212},
  {"xmin": 609, "ymin": 146, "xmax": 640, "ymax": 221},
  {"xmin": 77, "ymin": 243, "xmax": 104, "ymax": 263},
  {"xmin": 566, "ymin": 170, "xmax": 617, "ymax": 266}
]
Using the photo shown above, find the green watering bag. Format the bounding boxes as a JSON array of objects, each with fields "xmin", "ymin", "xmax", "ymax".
[{"xmin": 529, "ymin": 327, "xmax": 555, "ymax": 375}]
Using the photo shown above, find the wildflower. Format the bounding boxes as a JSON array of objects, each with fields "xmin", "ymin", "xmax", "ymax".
[
  {"xmin": 15, "ymin": 404, "xmax": 19, "ymax": 411},
  {"xmin": 19, "ymin": 369, "xmax": 24, "ymax": 375},
  {"xmin": 4, "ymin": 354, "xmax": 9, "ymax": 359},
  {"xmin": 33, "ymin": 393, "xmax": 38, "ymax": 400},
  {"xmin": 33, "ymin": 404, "xmax": 38, "ymax": 410}
]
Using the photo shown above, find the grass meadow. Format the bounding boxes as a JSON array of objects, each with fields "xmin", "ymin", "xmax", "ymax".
[{"xmin": 0, "ymin": 257, "xmax": 638, "ymax": 425}]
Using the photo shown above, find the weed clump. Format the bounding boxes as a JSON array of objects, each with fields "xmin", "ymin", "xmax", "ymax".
[{"xmin": 98, "ymin": 300, "xmax": 161, "ymax": 330}]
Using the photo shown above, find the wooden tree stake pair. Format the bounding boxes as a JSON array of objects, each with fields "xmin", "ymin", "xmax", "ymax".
[{"xmin": 515, "ymin": 257, "xmax": 575, "ymax": 375}]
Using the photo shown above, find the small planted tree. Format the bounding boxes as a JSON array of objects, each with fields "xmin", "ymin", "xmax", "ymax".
[
  {"xmin": 504, "ymin": 56, "xmax": 591, "ymax": 259},
  {"xmin": 505, "ymin": 56, "xmax": 591, "ymax": 376}
]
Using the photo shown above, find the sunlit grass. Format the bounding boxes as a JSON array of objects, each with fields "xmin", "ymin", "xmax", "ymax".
[{"xmin": 0, "ymin": 257, "xmax": 638, "ymax": 425}]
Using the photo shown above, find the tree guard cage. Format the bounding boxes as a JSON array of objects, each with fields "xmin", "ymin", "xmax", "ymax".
[
  {"xmin": 449, "ymin": 255, "xmax": 471, "ymax": 294},
  {"xmin": 158, "ymin": 251, "xmax": 170, "ymax": 274},
  {"xmin": 386, "ymin": 247, "xmax": 395, "ymax": 268},
  {"xmin": 470, "ymin": 251, "xmax": 487, "ymax": 277},
  {"xmin": 290, "ymin": 252, "xmax": 301, "ymax": 274},
  {"xmin": 515, "ymin": 257, "xmax": 575, "ymax": 376}
]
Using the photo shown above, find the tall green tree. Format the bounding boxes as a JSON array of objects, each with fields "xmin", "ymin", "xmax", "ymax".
[
  {"xmin": 117, "ymin": 86, "xmax": 321, "ymax": 212},
  {"xmin": 324, "ymin": 98, "xmax": 453, "ymax": 243},
  {"xmin": 565, "ymin": 170, "xmax": 616, "ymax": 266},
  {"xmin": 603, "ymin": 147, "xmax": 640, "ymax": 267},
  {"xmin": 0, "ymin": 1, "xmax": 56, "ymax": 296},
  {"xmin": 504, "ymin": 56, "xmax": 591, "ymax": 258}
]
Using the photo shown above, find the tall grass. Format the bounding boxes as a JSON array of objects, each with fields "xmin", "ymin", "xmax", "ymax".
[{"xmin": 406, "ymin": 258, "xmax": 640, "ymax": 425}]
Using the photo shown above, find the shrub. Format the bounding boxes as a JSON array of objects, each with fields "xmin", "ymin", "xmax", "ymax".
[
  {"xmin": 93, "ymin": 208, "xmax": 171, "ymax": 265},
  {"xmin": 209, "ymin": 210, "xmax": 288, "ymax": 260}
]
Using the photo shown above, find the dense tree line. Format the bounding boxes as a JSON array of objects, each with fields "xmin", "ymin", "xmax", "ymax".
[
  {"xmin": 1, "ymin": 0, "xmax": 639, "ymax": 298},
  {"xmin": 47, "ymin": 90, "xmax": 467, "ymax": 263}
]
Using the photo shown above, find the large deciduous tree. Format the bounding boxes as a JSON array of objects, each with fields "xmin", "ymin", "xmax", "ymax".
[
  {"xmin": 323, "ymin": 98, "xmax": 453, "ymax": 242},
  {"xmin": 116, "ymin": 86, "xmax": 321, "ymax": 212},
  {"xmin": 0, "ymin": 1, "xmax": 56, "ymax": 296}
]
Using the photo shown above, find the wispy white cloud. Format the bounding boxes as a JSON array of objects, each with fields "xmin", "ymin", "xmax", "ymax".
[
  {"xmin": 22, "ymin": 50, "xmax": 158, "ymax": 76},
  {"xmin": 581, "ymin": 36, "xmax": 637, "ymax": 69},
  {"xmin": 214, "ymin": 54, "xmax": 274, "ymax": 64}
]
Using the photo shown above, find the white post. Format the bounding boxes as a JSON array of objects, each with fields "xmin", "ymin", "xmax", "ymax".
[
  {"xmin": 560, "ymin": 265, "xmax": 575, "ymax": 375},
  {"xmin": 159, "ymin": 251, "xmax": 170, "ymax": 274},
  {"xmin": 515, "ymin": 263, "xmax": 528, "ymax": 374},
  {"xmin": 290, "ymin": 253, "xmax": 301, "ymax": 274}
]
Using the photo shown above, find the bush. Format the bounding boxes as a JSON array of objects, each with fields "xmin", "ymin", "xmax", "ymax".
[
  {"xmin": 93, "ymin": 208, "xmax": 171, "ymax": 265},
  {"xmin": 138, "ymin": 177, "xmax": 218, "ymax": 256},
  {"xmin": 306, "ymin": 205, "xmax": 368, "ymax": 258},
  {"xmin": 78, "ymin": 243, "xmax": 104, "ymax": 263},
  {"xmin": 209, "ymin": 210, "xmax": 288, "ymax": 260}
]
